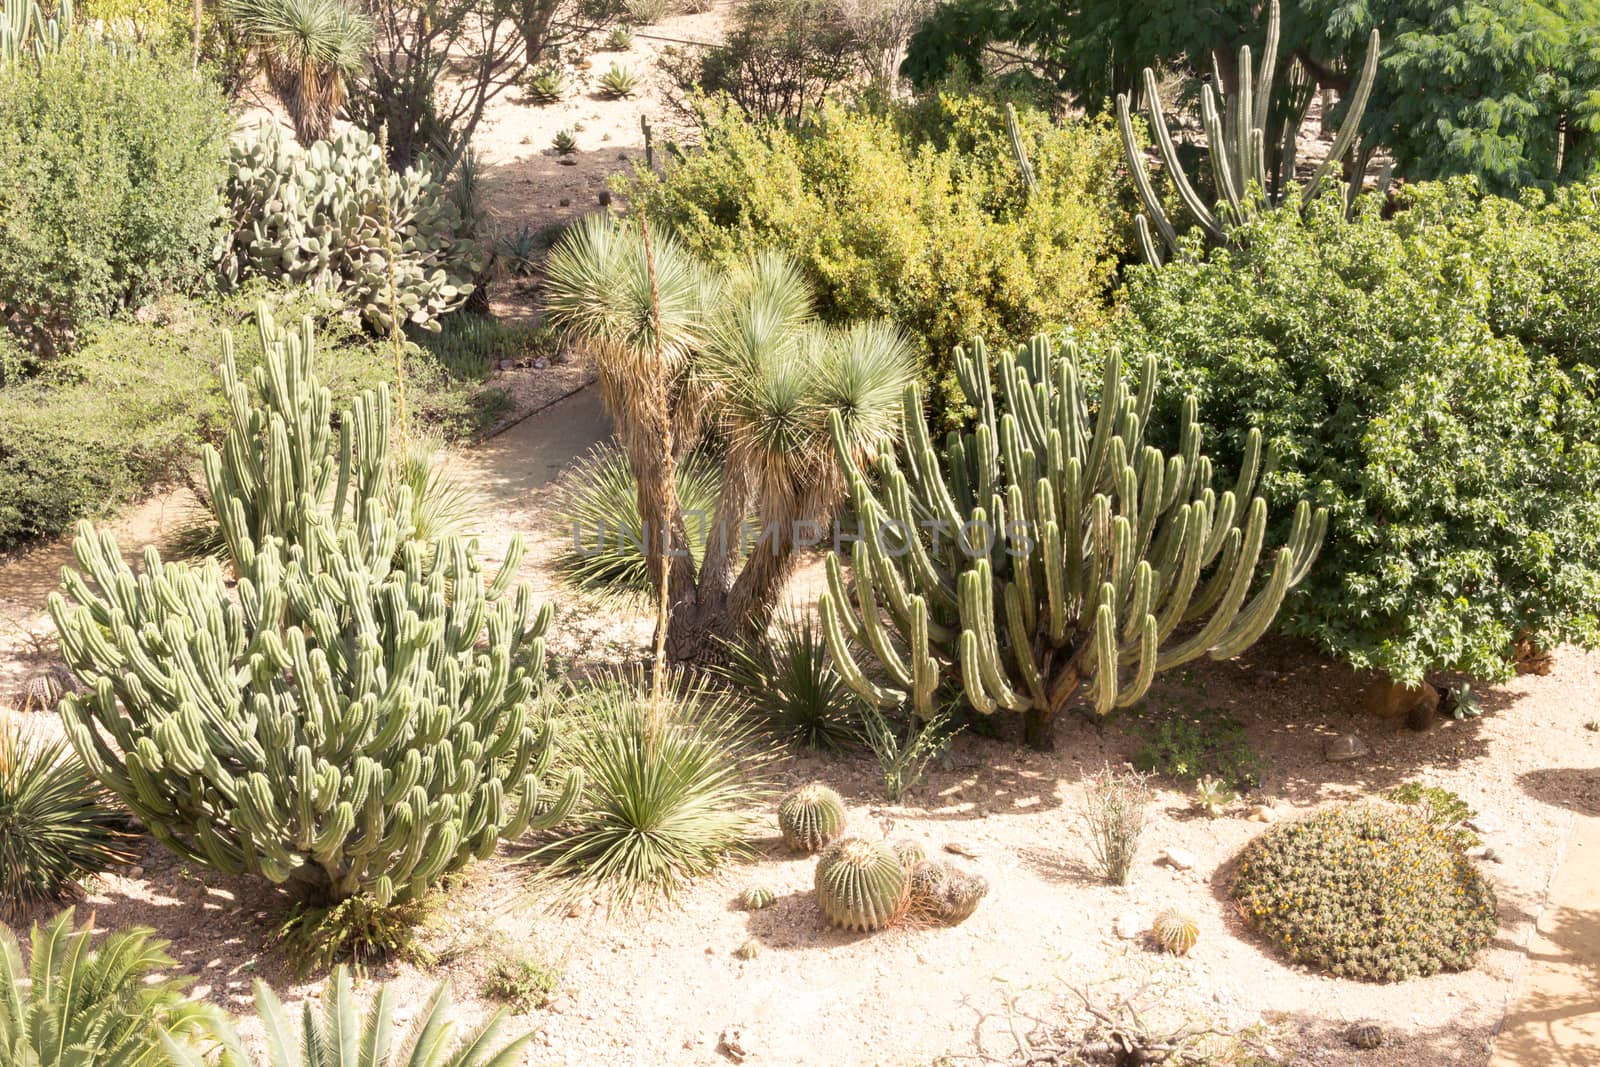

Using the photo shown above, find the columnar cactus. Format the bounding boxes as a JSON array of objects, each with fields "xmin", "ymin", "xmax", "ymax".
[
  {"xmin": 820, "ymin": 334, "xmax": 1325, "ymax": 748},
  {"xmin": 814, "ymin": 837, "xmax": 907, "ymax": 932},
  {"xmin": 778, "ymin": 782, "xmax": 847, "ymax": 853},
  {"xmin": 220, "ymin": 124, "xmax": 482, "ymax": 332},
  {"xmin": 0, "ymin": 0, "xmax": 74, "ymax": 66},
  {"xmin": 48, "ymin": 322, "xmax": 579, "ymax": 906},
  {"xmin": 1116, "ymin": 0, "xmax": 1381, "ymax": 264}
]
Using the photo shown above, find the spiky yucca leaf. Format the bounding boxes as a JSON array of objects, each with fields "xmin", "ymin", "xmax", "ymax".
[
  {"xmin": 2, "ymin": 909, "xmax": 208, "ymax": 1067},
  {"xmin": 530, "ymin": 671, "xmax": 766, "ymax": 910},
  {"xmin": 224, "ymin": 0, "xmax": 371, "ymax": 144},
  {"xmin": 720, "ymin": 615, "xmax": 861, "ymax": 750},
  {"xmin": 0, "ymin": 718, "xmax": 131, "ymax": 919},
  {"xmin": 164, "ymin": 965, "xmax": 531, "ymax": 1067}
]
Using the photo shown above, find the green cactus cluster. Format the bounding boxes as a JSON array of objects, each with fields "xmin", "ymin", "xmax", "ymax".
[
  {"xmin": 48, "ymin": 314, "xmax": 579, "ymax": 907},
  {"xmin": 1117, "ymin": 0, "xmax": 1381, "ymax": 264},
  {"xmin": 890, "ymin": 838, "xmax": 927, "ymax": 869},
  {"xmin": 906, "ymin": 860, "xmax": 987, "ymax": 926},
  {"xmin": 777, "ymin": 782, "xmax": 847, "ymax": 853},
  {"xmin": 820, "ymin": 333, "xmax": 1325, "ymax": 748},
  {"xmin": 1152, "ymin": 908, "xmax": 1199, "ymax": 955},
  {"xmin": 220, "ymin": 124, "xmax": 483, "ymax": 333},
  {"xmin": 814, "ymin": 837, "xmax": 907, "ymax": 932},
  {"xmin": 0, "ymin": 0, "xmax": 73, "ymax": 65}
]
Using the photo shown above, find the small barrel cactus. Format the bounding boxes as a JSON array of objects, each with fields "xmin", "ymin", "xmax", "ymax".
[
  {"xmin": 814, "ymin": 837, "xmax": 907, "ymax": 931},
  {"xmin": 1153, "ymin": 909, "xmax": 1199, "ymax": 955},
  {"xmin": 778, "ymin": 783, "xmax": 847, "ymax": 853},
  {"xmin": 891, "ymin": 838, "xmax": 927, "ymax": 869},
  {"xmin": 734, "ymin": 938, "xmax": 762, "ymax": 960},
  {"xmin": 908, "ymin": 861, "xmax": 988, "ymax": 926},
  {"xmin": 741, "ymin": 885, "xmax": 775, "ymax": 911}
]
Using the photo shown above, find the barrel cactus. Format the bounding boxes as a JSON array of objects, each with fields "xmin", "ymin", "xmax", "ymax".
[
  {"xmin": 814, "ymin": 837, "xmax": 907, "ymax": 932},
  {"xmin": 220, "ymin": 124, "xmax": 483, "ymax": 332},
  {"xmin": 907, "ymin": 860, "xmax": 987, "ymax": 926},
  {"xmin": 891, "ymin": 838, "xmax": 927, "ymax": 869},
  {"xmin": 820, "ymin": 334, "xmax": 1325, "ymax": 748},
  {"xmin": 741, "ymin": 885, "xmax": 775, "ymax": 911},
  {"xmin": 1152, "ymin": 909, "xmax": 1199, "ymax": 955},
  {"xmin": 778, "ymin": 782, "xmax": 847, "ymax": 853},
  {"xmin": 48, "ymin": 321, "xmax": 580, "ymax": 907}
]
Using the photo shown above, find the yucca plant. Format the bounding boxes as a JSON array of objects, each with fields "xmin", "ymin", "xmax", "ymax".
[
  {"xmin": 162, "ymin": 965, "xmax": 531, "ymax": 1067},
  {"xmin": 530, "ymin": 671, "xmax": 765, "ymax": 909},
  {"xmin": 1, "ymin": 909, "xmax": 209, "ymax": 1067},
  {"xmin": 598, "ymin": 63, "xmax": 639, "ymax": 99},
  {"xmin": 0, "ymin": 717, "xmax": 131, "ymax": 920},
  {"xmin": 525, "ymin": 66, "xmax": 566, "ymax": 105},
  {"xmin": 544, "ymin": 217, "xmax": 917, "ymax": 660},
  {"xmin": 224, "ymin": 0, "xmax": 372, "ymax": 145},
  {"xmin": 552, "ymin": 128, "xmax": 578, "ymax": 155},
  {"xmin": 555, "ymin": 443, "xmax": 731, "ymax": 598},
  {"xmin": 719, "ymin": 614, "xmax": 861, "ymax": 750}
]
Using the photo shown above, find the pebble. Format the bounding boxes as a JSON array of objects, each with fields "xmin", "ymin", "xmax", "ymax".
[
  {"xmin": 127, "ymin": 865, "xmax": 145, "ymax": 878},
  {"xmin": 717, "ymin": 1027, "xmax": 751, "ymax": 1063},
  {"xmin": 1113, "ymin": 911, "xmax": 1146, "ymax": 939},
  {"xmin": 533, "ymin": 356, "xmax": 550, "ymax": 369},
  {"xmin": 943, "ymin": 841, "xmax": 980, "ymax": 859},
  {"xmin": 1160, "ymin": 846, "xmax": 1198, "ymax": 871},
  {"xmin": 1325, "ymin": 733, "xmax": 1369, "ymax": 762},
  {"xmin": 1246, "ymin": 805, "xmax": 1275, "ymax": 823}
]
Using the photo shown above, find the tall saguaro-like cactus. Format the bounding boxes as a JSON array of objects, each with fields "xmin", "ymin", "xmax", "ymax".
[
  {"xmin": 819, "ymin": 334, "xmax": 1325, "ymax": 749},
  {"xmin": 1116, "ymin": 0, "xmax": 1380, "ymax": 264},
  {"xmin": 0, "ymin": 0, "xmax": 74, "ymax": 66},
  {"xmin": 49, "ymin": 316, "xmax": 579, "ymax": 905}
]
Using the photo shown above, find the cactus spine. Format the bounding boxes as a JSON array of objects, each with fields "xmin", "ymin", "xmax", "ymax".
[
  {"xmin": 820, "ymin": 333, "xmax": 1325, "ymax": 749},
  {"xmin": 1116, "ymin": 0, "xmax": 1380, "ymax": 264},
  {"xmin": 1153, "ymin": 908, "xmax": 1199, "ymax": 955},
  {"xmin": 778, "ymin": 782, "xmax": 847, "ymax": 853},
  {"xmin": 814, "ymin": 837, "xmax": 907, "ymax": 931},
  {"xmin": 49, "ymin": 313, "xmax": 580, "ymax": 906}
]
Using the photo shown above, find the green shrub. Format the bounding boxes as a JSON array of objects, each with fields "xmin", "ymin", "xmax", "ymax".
[
  {"xmin": 720, "ymin": 614, "xmax": 861, "ymax": 751},
  {"xmin": 0, "ymin": 718, "xmax": 131, "ymax": 919},
  {"xmin": 1232, "ymin": 804, "xmax": 1498, "ymax": 981},
  {"xmin": 532, "ymin": 671, "xmax": 764, "ymax": 909},
  {"xmin": 1115, "ymin": 179, "xmax": 1600, "ymax": 683},
  {"xmin": 0, "ymin": 287, "xmax": 502, "ymax": 552},
  {"xmin": 0, "ymin": 42, "xmax": 229, "ymax": 359},
  {"xmin": 482, "ymin": 948, "xmax": 563, "ymax": 1011},
  {"xmin": 616, "ymin": 93, "xmax": 1129, "ymax": 422},
  {"xmin": 1, "ymin": 908, "xmax": 209, "ymax": 1067}
]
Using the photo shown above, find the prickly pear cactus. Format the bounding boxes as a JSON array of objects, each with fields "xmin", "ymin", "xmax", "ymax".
[
  {"xmin": 778, "ymin": 782, "xmax": 846, "ymax": 853},
  {"xmin": 1153, "ymin": 909, "xmax": 1199, "ymax": 955},
  {"xmin": 220, "ymin": 124, "xmax": 483, "ymax": 333},
  {"xmin": 814, "ymin": 837, "xmax": 907, "ymax": 932}
]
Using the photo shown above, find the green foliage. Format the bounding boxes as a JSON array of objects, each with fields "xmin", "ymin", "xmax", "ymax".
[
  {"xmin": 220, "ymin": 123, "xmax": 483, "ymax": 333},
  {"xmin": 1131, "ymin": 686, "xmax": 1264, "ymax": 790},
  {"xmin": 1, "ymin": 908, "xmax": 209, "ymax": 1067},
  {"xmin": 1152, "ymin": 908, "xmax": 1198, "ymax": 955},
  {"xmin": 555, "ymin": 443, "xmax": 730, "ymax": 598},
  {"xmin": 525, "ymin": 65, "xmax": 566, "ymax": 104},
  {"xmin": 416, "ymin": 312, "xmax": 537, "ymax": 381},
  {"xmin": 820, "ymin": 333, "xmax": 1323, "ymax": 749},
  {"xmin": 1, "ymin": 0, "xmax": 78, "ymax": 64},
  {"xmin": 813, "ymin": 836, "xmax": 907, "ymax": 931},
  {"xmin": 722, "ymin": 615, "xmax": 861, "ymax": 750},
  {"xmin": 50, "ymin": 316, "xmax": 580, "ymax": 906},
  {"xmin": 482, "ymin": 948, "xmax": 563, "ymax": 1011},
  {"xmin": 860, "ymin": 704, "xmax": 957, "ymax": 801},
  {"xmin": 1384, "ymin": 783, "xmax": 1479, "ymax": 848},
  {"xmin": 1232, "ymin": 804, "xmax": 1499, "ymax": 981},
  {"xmin": 1192, "ymin": 774, "xmax": 1236, "ymax": 816},
  {"xmin": 165, "ymin": 965, "xmax": 532, "ymax": 1067},
  {"xmin": 0, "ymin": 718, "xmax": 131, "ymax": 919},
  {"xmin": 776, "ymin": 781, "xmax": 847, "ymax": 853},
  {"xmin": 552, "ymin": 127, "xmax": 577, "ymax": 154},
  {"xmin": 597, "ymin": 62, "xmax": 638, "ymax": 98},
  {"xmin": 0, "ymin": 41, "xmax": 229, "ymax": 358},
  {"xmin": 268, "ymin": 895, "xmax": 427, "ymax": 977},
  {"xmin": 615, "ymin": 94, "xmax": 1128, "ymax": 422},
  {"xmin": 223, "ymin": 0, "xmax": 372, "ymax": 145},
  {"xmin": 1115, "ymin": 180, "xmax": 1600, "ymax": 682},
  {"xmin": 604, "ymin": 23, "xmax": 632, "ymax": 50},
  {"xmin": 531, "ymin": 672, "xmax": 764, "ymax": 909}
]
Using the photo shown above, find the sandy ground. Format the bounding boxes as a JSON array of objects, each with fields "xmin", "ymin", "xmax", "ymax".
[{"xmin": 2, "ymin": 10, "xmax": 1598, "ymax": 1066}]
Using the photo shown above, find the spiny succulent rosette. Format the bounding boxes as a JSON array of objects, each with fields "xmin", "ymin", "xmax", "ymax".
[
  {"xmin": 778, "ymin": 782, "xmax": 847, "ymax": 853},
  {"xmin": 1231, "ymin": 804, "xmax": 1498, "ymax": 981},
  {"xmin": 815, "ymin": 837, "xmax": 907, "ymax": 931},
  {"xmin": 48, "ymin": 316, "xmax": 579, "ymax": 907},
  {"xmin": 907, "ymin": 860, "xmax": 987, "ymax": 926},
  {"xmin": 819, "ymin": 334, "xmax": 1325, "ymax": 749}
]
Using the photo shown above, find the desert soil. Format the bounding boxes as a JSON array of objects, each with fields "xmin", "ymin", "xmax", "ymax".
[{"xmin": 3, "ymin": 7, "xmax": 1599, "ymax": 1065}]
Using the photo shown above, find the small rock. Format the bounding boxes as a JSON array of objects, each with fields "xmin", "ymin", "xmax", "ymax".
[
  {"xmin": 1346, "ymin": 1023, "xmax": 1383, "ymax": 1050},
  {"xmin": 1325, "ymin": 733, "xmax": 1369, "ymax": 762},
  {"xmin": 127, "ymin": 865, "xmax": 145, "ymax": 878},
  {"xmin": 1246, "ymin": 805, "xmax": 1275, "ymax": 823},
  {"xmin": 1362, "ymin": 678, "xmax": 1440, "ymax": 726},
  {"xmin": 1113, "ymin": 911, "xmax": 1146, "ymax": 939},
  {"xmin": 558, "ymin": 197, "xmax": 570, "ymax": 207},
  {"xmin": 558, "ymin": 157, "xmax": 577, "ymax": 167},
  {"xmin": 1160, "ymin": 847, "xmax": 1198, "ymax": 871},
  {"xmin": 566, "ymin": 904, "xmax": 582, "ymax": 918},
  {"xmin": 943, "ymin": 841, "xmax": 980, "ymax": 859},
  {"xmin": 533, "ymin": 356, "xmax": 550, "ymax": 369},
  {"xmin": 598, "ymin": 189, "xmax": 612, "ymax": 207},
  {"xmin": 717, "ymin": 1028, "xmax": 751, "ymax": 1063}
]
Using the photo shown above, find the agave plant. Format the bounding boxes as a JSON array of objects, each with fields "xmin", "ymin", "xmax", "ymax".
[
  {"xmin": 163, "ymin": 965, "xmax": 530, "ymax": 1067},
  {"xmin": 552, "ymin": 128, "xmax": 578, "ymax": 155},
  {"xmin": 1, "ymin": 909, "xmax": 209, "ymax": 1067},
  {"xmin": 605, "ymin": 24, "xmax": 633, "ymax": 50},
  {"xmin": 224, "ymin": 0, "xmax": 372, "ymax": 145},
  {"xmin": 720, "ymin": 614, "xmax": 861, "ymax": 750},
  {"xmin": 598, "ymin": 63, "xmax": 638, "ymax": 99},
  {"xmin": 544, "ymin": 216, "xmax": 917, "ymax": 659},
  {"xmin": 0, "ymin": 716, "xmax": 131, "ymax": 920},
  {"xmin": 530, "ymin": 670, "xmax": 764, "ymax": 909},
  {"xmin": 525, "ymin": 66, "xmax": 566, "ymax": 105}
]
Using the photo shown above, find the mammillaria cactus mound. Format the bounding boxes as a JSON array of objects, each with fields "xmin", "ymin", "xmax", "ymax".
[
  {"xmin": 907, "ymin": 860, "xmax": 988, "ymax": 926},
  {"xmin": 778, "ymin": 782, "xmax": 847, "ymax": 853},
  {"xmin": 814, "ymin": 837, "xmax": 907, "ymax": 931}
]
